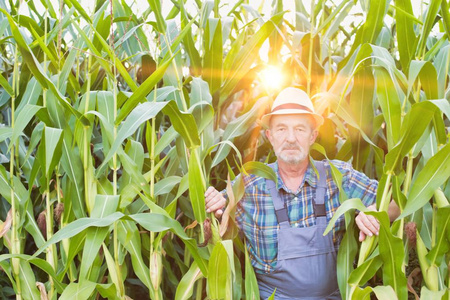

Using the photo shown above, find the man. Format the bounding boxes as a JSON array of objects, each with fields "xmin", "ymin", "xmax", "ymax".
[{"xmin": 205, "ymin": 87, "xmax": 400, "ymax": 299}]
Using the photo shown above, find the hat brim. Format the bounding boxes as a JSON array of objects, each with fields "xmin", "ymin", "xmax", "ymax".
[{"xmin": 260, "ymin": 109, "xmax": 324, "ymax": 128}]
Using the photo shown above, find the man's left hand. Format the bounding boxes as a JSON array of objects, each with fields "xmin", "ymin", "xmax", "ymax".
[{"xmin": 355, "ymin": 204, "xmax": 379, "ymax": 242}]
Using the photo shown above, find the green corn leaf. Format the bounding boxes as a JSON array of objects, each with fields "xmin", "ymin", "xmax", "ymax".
[
  {"xmin": 0, "ymin": 9, "xmax": 89, "ymax": 125},
  {"xmin": 0, "ymin": 72, "xmax": 13, "ymax": 96},
  {"xmin": 79, "ymin": 195, "xmax": 119, "ymax": 280},
  {"xmin": 59, "ymin": 231, "xmax": 86, "ymax": 280},
  {"xmin": 64, "ymin": 0, "xmax": 91, "ymax": 24},
  {"xmin": 114, "ymin": 24, "xmax": 144, "ymax": 50},
  {"xmin": 97, "ymin": 101, "xmax": 168, "ymax": 174},
  {"xmin": 324, "ymin": 198, "xmax": 367, "ymax": 235},
  {"xmin": 348, "ymin": 255, "xmax": 383, "ymax": 287},
  {"xmin": 96, "ymin": 91, "xmax": 115, "ymax": 156},
  {"xmin": 371, "ymin": 285, "xmax": 399, "ymax": 299},
  {"xmin": 362, "ymin": 0, "xmax": 387, "ymax": 43},
  {"xmin": 400, "ymin": 143, "xmax": 450, "ymax": 218},
  {"xmin": 115, "ymin": 57, "xmax": 174, "ymax": 125},
  {"xmin": 384, "ymin": 101, "xmax": 437, "ymax": 174},
  {"xmin": 242, "ymin": 161, "xmax": 277, "ymax": 184},
  {"xmin": 15, "ymin": 78, "xmax": 42, "ymax": 116},
  {"xmin": 180, "ymin": 1, "xmax": 201, "ymax": 75},
  {"xmin": 190, "ymin": 77, "xmax": 213, "ymax": 106},
  {"xmin": 118, "ymin": 151, "xmax": 149, "ymax": 197},
  {"xmin": 408, "ymin": 60, "xmax": 434, "ymax": 95},
  {"xmin": 203, "ymin": 18, "xmax": 223, "ymax": 94},
  {"xmin": 340, "ymin": 0, "xmax": 387, "ymax": 68},
  {"xmin": 416, "ymin": 0, "xmax": 443, "ymax": 57},
  {"xmin": 96, "ymin": 283, "xmax": 118, "ymax": 300},
  {"xmin": 420, "ymin": 286, "xmax": 447, "ymax": 299},
  {"xmin": 441, "ymin": 0, "xmax": 450, "ymax": 37},
  {"xmin": 34, "ymin": 212, "xmax": 124, "ymax": 257},
  {"xmin": 188, "ymin": 149, "xmax": 206, "ymax": 224},
  {"xmin": 117, "ymin": 220, "xmax": 152, "ymax": 290},
  {"xmin": 208, "ymin": 241, "xmax": 230, "ymax": 299},
  {"xmin": 92, "ymin": 7, "xmax": 111, "ymax": 52},
  {"xmin": 41, "ymin": 127, "xmax": 64, "ymax": 178},
  {"xmin": 416, "ymin": 230, "xmax": 440, "ymax": 291},
  {"xmin": 175, "ymin": 262, "xmax": 204, "ymax": 300},
  {"xmin": 337, "ymin": 217, "xmax": 358, "ymax": 300},
  {"xmin": 244, "ymin": 240, "xmax": 260, "ymax": 300},
  {"xmin": 28, "ymin": 26, "xmax": 58, "ymax": 68},
  {"xmin": 60, "ymin": 130, "xmax": 86, "ymax": 219},
  {"xmin": 351, "ymin": 286, "xmax": 373, "ymax": 300},
  {"xmin": 18, "ymin": 260, "xmax": 40, "ymax": 300},
  {"xmin": 430, "ymin": 99, "xmax": 450, "ymax": 125},
  {"xmin": 0, "ymin": 127, "xmax": 12, "ymax": 144},
  {"xmin": 101, "ymin": 244, "xmax": 122, "ymax": 298},
  {"xmin": 325, "ymin": 91, "xmax": 385, "ymax": 166},
  {"xmin": 426, "ymin": 206, "xmax": 450, "ymax": 266},
  {"xmin": 154, "ymin": 126, "xmax": 178, "ymax": 157},
  {"xmin": 319, "ymin": 0, "xmax": 353, "ymax": 35},
  {"xmin": 0, "ymin": 165, "xmax": 45, "ymax": 247},
  {"xmin": 348, "ymin": 57, "xmax": 374, "ymax": 170},
  {"xmin": 154, "ymin": 176, "xmax": 182, "ymax": 196},
  {"xmin": 119, "ymin": 140, "xmax": 145, "ymax": 189},
  {"xmin": 59, "ymin": 281, "xmax": 97, "ymax": 300},
  {"xmin": 394, "ymin": 0, "xmax": 416, "ymax": 71},
  {"xmin": 162, "ymin": 100, "xmax": 201, "ymax": 149},
  {"xmin": 374, "ymin": 68, "xmax": 402, "ymax": 150},
  {"xmin": 417, "ymin": 61, "xmax": 439, "ymax": 99},
  {"xmin": 0, "ymin": 254, "xmax": 65, "ymax": 292},
  {"xmin": 129, "ymin": 213, "xmax": 208, "ymax": 276},
  {"xmin": 365, "ymin": 211, "xmax": 407, "ymax": 299},
  {"xmin": 8, "ymin": 104, "xmax": 41, "ymax": 152},
  {"xmin": 69, "ymin": 21, "xmax": 122, "ymax": 86},
  {"xmin": 148, "ymin": 0, "xmax": 166, "ymax": 33}
]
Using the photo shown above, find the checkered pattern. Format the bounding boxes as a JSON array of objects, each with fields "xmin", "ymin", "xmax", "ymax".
[{"xmin": 233, "ymin": 159, "xmax": 378, "ymax": 274}]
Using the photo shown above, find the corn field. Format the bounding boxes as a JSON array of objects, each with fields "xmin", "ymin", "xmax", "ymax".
[{"xmin": 0, "ymin": 0, "xmax": 449, "ymax": 299}]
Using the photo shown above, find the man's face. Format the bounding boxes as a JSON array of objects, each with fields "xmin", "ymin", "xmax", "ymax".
[{"xmin": 266, "ymin": 114, "xmax": 318, "ymax": 165}]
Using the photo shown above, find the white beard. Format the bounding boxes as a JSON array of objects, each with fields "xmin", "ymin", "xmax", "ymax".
[{"xmin": 275, "ymin": 143, "xmax": 307, "ymax": 165}]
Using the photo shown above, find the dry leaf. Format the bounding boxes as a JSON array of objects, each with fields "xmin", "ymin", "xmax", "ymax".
[
  {"xmin": 36, "ymin": 282, "xmax": 48, "ymax": 300},
  {"xmin": 407, "ymin": 267, "xmax": 421, "ymax": 300},
  {"xmin": 0, "ymin": 209, "xmax": 12, "ymax": 238},
  {"xmin": 184, "ymin": 220, "xmax": 198, "ymax": 231},
  {"xmin": 219, "ymin": 174, "xmax": 236, "ymax": 237}
]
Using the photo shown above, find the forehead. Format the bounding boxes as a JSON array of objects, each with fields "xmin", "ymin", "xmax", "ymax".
[{"xmin": 270, "ymin": 114, "xmax": 312, "ymax": 127}]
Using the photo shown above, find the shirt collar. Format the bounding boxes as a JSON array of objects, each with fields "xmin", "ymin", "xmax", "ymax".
[{"xmin": 274, "ymin": 158, "xmax": 319, "ymax": 192}]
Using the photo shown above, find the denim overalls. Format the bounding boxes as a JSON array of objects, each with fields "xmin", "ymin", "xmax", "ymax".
[{"xmin": 257, "ymin": 162, "xmax": 341, "ymax": 299}]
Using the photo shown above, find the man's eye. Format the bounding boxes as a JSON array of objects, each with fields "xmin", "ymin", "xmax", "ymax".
[{"xmin": 278, "ymin": 128, "xmax": 285, "ymax": 132}]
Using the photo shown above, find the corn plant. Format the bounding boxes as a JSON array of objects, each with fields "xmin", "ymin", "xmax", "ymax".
[{"xmin": 0, "ymin": 0, "xmax": 448, "ymax": 299}]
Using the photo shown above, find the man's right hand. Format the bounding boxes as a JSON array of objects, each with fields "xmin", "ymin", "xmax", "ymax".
[{"xmin": 205, "ymin": 187, "xmax": 227, "ymax": 218}]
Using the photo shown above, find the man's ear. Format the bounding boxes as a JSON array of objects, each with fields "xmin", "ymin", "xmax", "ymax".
[
  {"xmin": 309, "ymin": 129, "xmax": 318, "ymax": 145},
  {"xmin": 265, "ymin": 129, "xmax": 271, "ymax": 141}
]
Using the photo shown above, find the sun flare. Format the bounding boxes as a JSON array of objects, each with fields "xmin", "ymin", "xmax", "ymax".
[{"xmin": 259, "ymin": 66, "xmax": 285, "ymax": 90}]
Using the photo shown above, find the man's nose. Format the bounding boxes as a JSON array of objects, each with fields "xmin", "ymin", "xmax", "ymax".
[{"xmin": 286, "ymin": 129, "xmax": 296, "ymax": 141}]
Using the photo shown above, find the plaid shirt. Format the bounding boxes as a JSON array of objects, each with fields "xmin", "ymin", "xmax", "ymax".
[{"xmin": 234, "ymin": 159, "xmax": 378, "ymax": 274}]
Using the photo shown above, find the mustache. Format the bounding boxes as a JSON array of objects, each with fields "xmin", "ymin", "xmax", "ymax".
[{"xmin": 281, "ymin": 143, "xmax": 302, "ymax": 151}]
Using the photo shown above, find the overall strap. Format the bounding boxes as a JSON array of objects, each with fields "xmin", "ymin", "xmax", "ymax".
[
  {"xmin": 314, "ymin": 161, "xmax": 327, "ymax": 218},
  {"xmin": 266, "ymin": 164, "xmax": 290, "ymax": 228}
]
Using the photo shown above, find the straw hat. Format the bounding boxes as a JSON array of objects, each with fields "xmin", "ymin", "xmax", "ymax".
[{"xmin": 261, "ymin": 87, "xmax": 324, "ymax": 128}]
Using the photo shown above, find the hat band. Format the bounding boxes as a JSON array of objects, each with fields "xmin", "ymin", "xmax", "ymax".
[{"xmin": 272, "ymin": 103, "xmax": 313, "ymax": 113}]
